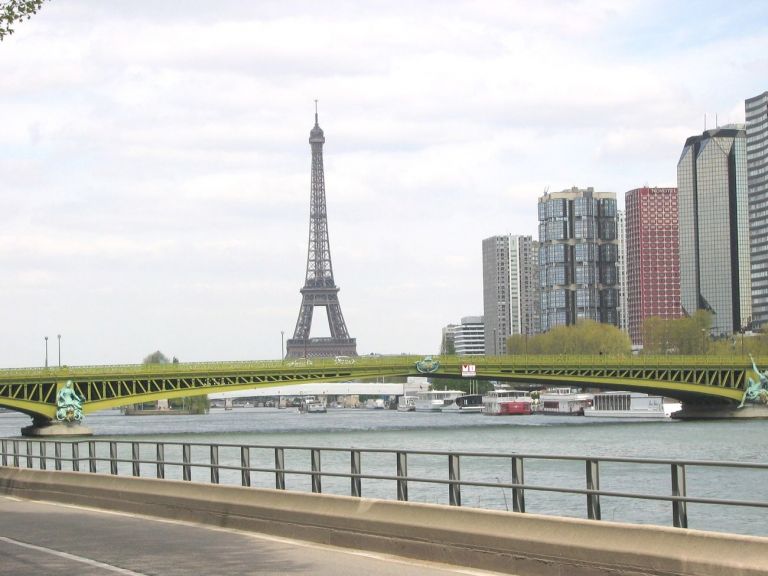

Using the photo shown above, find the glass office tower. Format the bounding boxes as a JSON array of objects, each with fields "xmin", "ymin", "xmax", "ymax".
[{"xmin": 677, "ymin": 125, "xmax": 751, "ymax": 336}]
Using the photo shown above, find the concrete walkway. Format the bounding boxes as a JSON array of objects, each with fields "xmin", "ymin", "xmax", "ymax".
[{"xmin": 0, "ymin": 496, "xmax": 504, "ymax": 576}]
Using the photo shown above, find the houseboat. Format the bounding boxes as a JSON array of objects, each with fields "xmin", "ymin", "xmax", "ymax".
[
  {"xmin": 442, "ymin": 393, "xmax": 484, "ymax": 413},
  {"xmin": 537, "ymin": 388, "xmax": 593, "ymax": 415},
  {"xmin": 482, "ymin": 389, "xmax": 533, "ymax": 415},
  {"xmin": 414, "ymin": 390, "xmax": 464, "ymax": 412},
  {"xmin": 583, "ymin": 391, "xmax": 681, "ymax": 419}
]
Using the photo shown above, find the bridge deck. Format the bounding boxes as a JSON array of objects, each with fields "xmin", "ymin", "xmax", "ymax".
[{"xmin": 0, "ymin": 355, "xmax": 754, "ymax": 419}]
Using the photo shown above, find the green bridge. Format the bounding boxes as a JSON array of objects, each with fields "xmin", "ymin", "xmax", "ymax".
[{"xmin": 0, "ymin": 354, "xmax": 760, "ymax": 434}]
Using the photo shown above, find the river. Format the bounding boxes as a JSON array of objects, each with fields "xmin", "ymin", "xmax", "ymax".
[{"xmin": 1, "ymin": 408, "xmax": 766, "ymax": 537}]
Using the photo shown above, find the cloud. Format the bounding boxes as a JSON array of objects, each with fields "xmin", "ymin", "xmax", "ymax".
[{"xmin": 0, "ymin": 0, "xmax": 765, "ymax": 366}]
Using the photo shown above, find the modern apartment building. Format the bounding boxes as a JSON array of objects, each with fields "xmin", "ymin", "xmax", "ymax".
[
  {"xmin": 616, "ymin": 209, "xmax": 629, "ymax": 334},
  {"xmin": 538, "ymin": 187, "xmax": 619, "ymax": 332},
  {"xmin": 482, "ymin": 235, "xmax": 539, "ymax": 355},
  {"xmin": 453, "ymin": 316, "xmax": 485, "ymax": 356},
  {"xmin": 677, "ymin": 125, "xmax": 751, "ymax": 336},
  {"xmin": 746, "ymin": 91, "xmax": 768, "ymax": 330},
  {"xmin": 625, "ymin": 187, "xmax": 682, "ymax": 345}
]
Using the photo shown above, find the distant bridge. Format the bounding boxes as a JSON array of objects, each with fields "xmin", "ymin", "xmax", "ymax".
[{"xmin": 0, "ymin": 355, "xmax": 753, "ymax": 426}]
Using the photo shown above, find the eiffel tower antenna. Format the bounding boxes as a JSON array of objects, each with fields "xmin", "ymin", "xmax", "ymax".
[{"xmin": 285, "ymin": 106, "xmax": 357, "ymax": 359}]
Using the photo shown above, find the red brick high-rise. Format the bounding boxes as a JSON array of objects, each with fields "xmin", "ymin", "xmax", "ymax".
[{"xmin": 625, "ymin": 187, "xmax": 682, "ymax": 346}]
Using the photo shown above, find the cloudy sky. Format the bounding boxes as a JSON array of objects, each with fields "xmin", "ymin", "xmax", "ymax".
[{"xmin": 0, "ymin": 0, "xmax": 766, "ymax": 367}]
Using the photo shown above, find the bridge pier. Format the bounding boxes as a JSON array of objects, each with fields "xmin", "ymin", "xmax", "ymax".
[
  {"xmin": 672, "ymin": 403, "xmax": 768, "ymax": 420},
  {"xmin": 20, "ymin": 417, "xmax": 92, "ymax": 437}
]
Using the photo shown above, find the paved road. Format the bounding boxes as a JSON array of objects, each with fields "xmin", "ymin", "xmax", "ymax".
[{"xmin": 0, "ymin": 496, "xmax": 506, "ymax": 576}]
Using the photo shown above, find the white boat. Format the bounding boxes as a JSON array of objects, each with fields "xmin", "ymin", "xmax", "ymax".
[
  {"xmin": 365, "ymin": 398, "xmax": 386, "ymax": 410},
  {"xmin": 441, "ymin": 393, "xmax": 484, "ymax": 413},
  {"xmin": 537, "ymin": 388, "xmax": 594, "ymax": 415},
  {"xmin": 414, "ymin": 390, "xmax": 464, "ymax": 412},
  {"xmin": 583, "ymin": 392, "xmax": 681, "ymax": 419},
  {"xmin": 482, "ymin": 389, "xmax": 533, "ymax": 415},
  {"xmin": 299, "ymin": 397, "xmax": 327, "ymax": 414},
  {"xmin": 397, "ymin": 395, "xmax": 417, "ymax": 412}
]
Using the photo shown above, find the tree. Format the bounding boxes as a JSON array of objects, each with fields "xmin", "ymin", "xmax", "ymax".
[
  {"xmin": 507, "ymin": 320, "xmax": 631, "ymax": 356},
  {"xmin": 1, "ymin": 1, "xmax": 49, "ymax": 41},
  {"xmin": 641, "ymin": 311, "xmax": 713, "ymax": 354},
  {"xmin": 142, "ymin": 350, "xmax": 209, "ymax": 414},
  {"xmin": 143, "ymin": 350, "xmax": 170, "ymax": 365}
]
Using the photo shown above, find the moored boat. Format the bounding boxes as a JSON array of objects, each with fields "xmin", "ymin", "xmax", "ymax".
[
  {"xmin": 442, "ymin": 393, "xmax": 484, "ymax": 413},
  {"xmin": 537, "ymin": 388, "xmax": 593, "ymax": 415},
  {"xmin": 583, "ymin": 391, "xmax": 681, "ymax": 419},
  {"xmin": 482, "ymin": 389, "xmax": 532, "ymax": 415},
  {"xmin": 414, "ymin": 390, "xmax": 463, "ymax": 412},
  {"xmin": 397, "ymin": 395, "xmax": 417, "ymax": 412}
]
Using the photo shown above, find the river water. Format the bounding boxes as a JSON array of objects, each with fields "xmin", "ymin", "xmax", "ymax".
[{"xmin": 1, "ymin": 408, "xmax": 766, "ymax": 537}]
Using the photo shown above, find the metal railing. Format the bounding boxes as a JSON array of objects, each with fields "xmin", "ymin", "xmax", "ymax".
[{"xmin": 2, "ymin": 438, "xmax": 767, "ymax": 535}]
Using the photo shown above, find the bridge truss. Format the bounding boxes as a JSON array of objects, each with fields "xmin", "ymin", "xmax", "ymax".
[{"xmin": 0, "ymin": 355, "xmax": 753, "ymax": 421}]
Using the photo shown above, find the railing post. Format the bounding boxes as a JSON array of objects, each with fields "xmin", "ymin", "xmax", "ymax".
[
  {"xmin": 109, "ymin": 441, "xmax": 118, "ymax": 475},
  {"xmin": 351, "ymin": 450, "xmax": 361, "ymax": 498},
  {"xmin": 88, "ymin": 441, "xmax": 97, "ymax": 473},
  {"xmin": 156, "ymin": 443, "xmax": 165, "ymax": 479},
  {"xmin": 240, "ymin": 446, "xmax": 250, "ymax": 487},
  {"xmin": 39, "ymin": 441, "xmax": 47, "ymax": 470},
  {"xmin": 71, "ymin": 442, "xmax": 80, "ymax": 472},
  {"xmin": 449, "ymin": 454, "xmax": 461, "ymax": 506},
  {"xmin": 511, "ymin": 456, "xmax": 525, "ymax": 513},
  {"xmin": 12, "ymin": 440, "xmax": 19, "ymax": 467},
  {"xmin": 26, "ymin": 441, "xmax": 33, "ymax": 469},
  {"xmin": 672, "ymin": 464, "xmax": 688, "ymax": 528},
  {"xmin": 1, "ymin": 439, "xmax": 6, "ymax": 467},
  {"xmin": 182, "ymin": 443, "xmax": 192, "ymax": 482},
  {"xmin": 586, "ymin": 459, "xmax": 601, "ymax": 520},
  {"xmin": 131, "ymin": 442, "xmax": 140, "ymax": 477},
  {"xmin": 210, "ymin": 445, "xmax": 219, "ymax": 484},
  {"xmin": 311, "ymin": 449, "xmax": 321, "ymax": 493},
  {"xmin": 274, "ymin": 447, "xmax": 285, "ymax": 490},
  {"xmin": 396, "ymin": 451, "xmax": 408, "ymax": 501},
  {"xmin": 54, "ymin": 442, "xmax": 62, "ymax": 471}
]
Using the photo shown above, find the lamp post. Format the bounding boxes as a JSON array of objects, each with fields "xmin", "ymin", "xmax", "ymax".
[
  {"xmin": 281, "ymin": 331, "xmax": 284, "ymax": 361},
  {"xmin": 57, "ymin": 334, "xmax": 61, "ymax": 367},
  {"xmin": 44, "ymin": 336, "xmax": 48, "ymax": 368}
]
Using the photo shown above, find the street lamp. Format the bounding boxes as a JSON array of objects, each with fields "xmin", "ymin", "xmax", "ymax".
[
  {"xmin": 44, "ymin": 336, "xmax": 48, "ymax": 368},
  {"xmin": 57, "ymin": 334, "xmax": 61, "ymax": 367},
  {"xmin": 281, "ymin": 331, "xmax": 285, "ymax": 361}
]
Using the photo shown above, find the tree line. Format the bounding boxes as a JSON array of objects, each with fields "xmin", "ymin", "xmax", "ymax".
[{"xmin": 497, "ymin": 313, "xmax": 766, "ymax": 356}]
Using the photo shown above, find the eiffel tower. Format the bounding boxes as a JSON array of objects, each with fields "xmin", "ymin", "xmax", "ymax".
[{"xmin": 285, "ymin": 106, "xmax": 357, "ymax": 359}]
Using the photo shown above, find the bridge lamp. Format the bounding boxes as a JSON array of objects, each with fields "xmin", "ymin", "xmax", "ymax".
[
  {"xmin": 57, "ymin": 334, "xmax": 61, "ymax": 367},
  {"xmin": 44, "ymin": 336, "xmax": 48, "ymax": 368}
]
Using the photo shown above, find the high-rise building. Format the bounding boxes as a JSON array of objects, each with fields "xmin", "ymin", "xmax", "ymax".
[
  {"xmin": 482, "ymin": 235, "xmax": 539, "ymax": 355},
  {"xmin": 453, "ymin": 316, "xmax": 485, "ymax": 356},
  {"xmin": 677, "ymin": 125, "xmax": 751, "ymax": 336},
  {"xmin": 746, "ymin": 91, "xmax": 768, "ymax": 330},
  {"xmin": 625, "ymin": 187, "xmax": 682, "ymax": 346},
  {"xmin": 538, "ymin": 187, "xmax": 619, "ymax": 332},
  {"xmin": 616, "ymin": 210, "xmax": 629, "ymax": 334}
]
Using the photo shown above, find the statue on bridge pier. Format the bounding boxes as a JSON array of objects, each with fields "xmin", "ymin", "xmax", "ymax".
[
  {"xmin": 739, "ymin": 356, "xmax": 768, "ymax": 408},
  {"xmin": 56, "ymin": 380, "xmax": 85, "ymax": 422}
]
